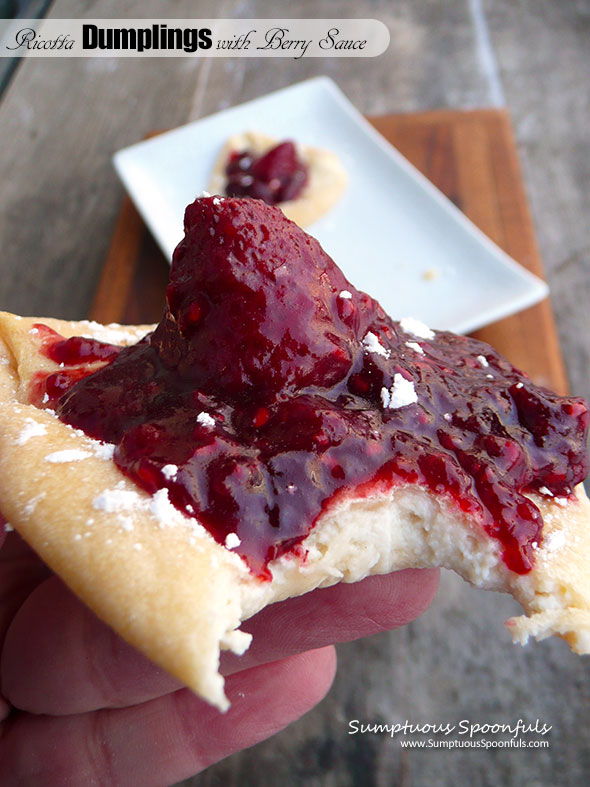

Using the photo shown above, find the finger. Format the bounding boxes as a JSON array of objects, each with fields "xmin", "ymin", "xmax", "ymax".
[
  {"xmin": 223, "ymin": 567, "xmax": 439, "ymax": 675},
  {"xmin": 0, "ymin": 530, "xmax": 52, "ymax": 643},
  {"xmin": 2, "ymin": 568, "xmax": 437, "ymax": 716},
  {"xmin": 2, "ymin": 575, "xmax": 181, "ymax": 715},
  {"xmin": 0, "ymin": 646, "xmax": 336, "ymax": 786}
]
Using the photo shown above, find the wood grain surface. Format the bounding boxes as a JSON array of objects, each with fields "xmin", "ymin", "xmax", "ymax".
[{"xmin": 91, "ymin": 109, "xmax": 567, "ymax": 397}]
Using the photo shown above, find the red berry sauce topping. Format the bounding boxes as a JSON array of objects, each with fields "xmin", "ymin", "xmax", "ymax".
[
  {"xmin": 224, "ymin": 141, "xmax": 308, "ymax": 204},
  {"xmin": 34, "ymin": 324, "xmax": 122, "ymax": 365},
  {"xmin": 30, "ymin": 197, "xmax": 589, "ymax": 579},
  {"xmin": 30, "ymin": 324, "xmax": 123, "ymax": 406}
]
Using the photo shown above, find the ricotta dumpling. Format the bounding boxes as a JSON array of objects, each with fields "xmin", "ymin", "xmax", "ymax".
[{"xmin": 0, "ymin": 196, "xmax": 588, "ymax": 711}]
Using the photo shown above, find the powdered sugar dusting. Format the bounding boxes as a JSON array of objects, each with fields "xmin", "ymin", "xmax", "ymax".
[
  {"xmin": 77, "ymin": 320, "xmax": 150, "ymax": 346},
  {"xmin": 92, "ymin": 442, "xmax": 116, "ymax": 460},
  {"xmin": 197, "ymin": 411, "xmax": 216, "ymax": 428},
  {"xmin": 91, "ymin": 485, "xmax": 147, "ymax": 532},
  {"xmin": 149, "ymin": 488, "xmax": 182, "ymax": 528},
  {"xmin": 162, "ymin": 464, "xmax": 178, "ymax": 480},
  {"xmin": 381, "ymin": 374, "xmax": 418, "ymax": 410},
  {"xmin": 544, "ymin": 530, "xmax": 566, "ymax": 553},
  {"xmin": 476, "ymin": 354, "xmax": 489, "ymax": 368},
  {"xmin": 362, "ymin": 331, "xmax": 390, "ymax": 359},
  {"xmin": 46, "ymin": 449, "xmax": 93, "ymax": 463},
  {"xmin": 362, "ymin": 331, "xmax": 390, "ymax": 358},
  {"xmin": 405, "ymin": 341, "xmax": 424, "ymax": 355},
  {"xmin": 16, "ymin": 419, "xmax": 47, "ymax": 445},
  {"xmin": 225, "ymin": 532, "xmax": 241, "ymax": 549},
  {"xmin": 93, "ymin": 488, "xmax": 144, "ymax": 513},
  {"xmin": 119, "ymin": 516, "xmax": 135, "ymax": 532},
  {"xmin": 338, "ymin": 290, "xmax": 352, "ymax": 299},
  {"xmin": 399, "ymin": 317, "xmax": 435, "ymax": 340}
]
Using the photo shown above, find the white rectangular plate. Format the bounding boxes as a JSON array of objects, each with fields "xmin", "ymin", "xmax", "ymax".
[{"xmin": 113, "ymin": 77, "xmax": 548, "ymax": 334}]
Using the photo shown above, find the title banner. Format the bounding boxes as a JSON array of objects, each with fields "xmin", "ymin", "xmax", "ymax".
[{"xmin": 0, "ymin": 19, "xmax": 390, "ymax": 58}]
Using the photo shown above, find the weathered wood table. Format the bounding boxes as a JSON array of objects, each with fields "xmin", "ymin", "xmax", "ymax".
[{"xmin": 0, "ymin": 1, "xmax": 588, "ymax": 785}]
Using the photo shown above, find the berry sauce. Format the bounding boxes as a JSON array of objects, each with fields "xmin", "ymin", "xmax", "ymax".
[
  {"xmin": 30, "ymin": 197, "xmax": 589, "ymax": 579},
  {"xmin": 224, "ymin": 142, "xmax": 308, "ymax": 204}
]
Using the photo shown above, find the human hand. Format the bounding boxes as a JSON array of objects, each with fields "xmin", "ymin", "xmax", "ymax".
[{"xmin": 0, "ymin": 521, "xmax": 438, "ymax": 785}]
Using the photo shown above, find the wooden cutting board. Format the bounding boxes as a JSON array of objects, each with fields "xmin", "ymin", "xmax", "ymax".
[{"xmin": 90, "ymin": 109, "xmax": 568, "ymax": 394}]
